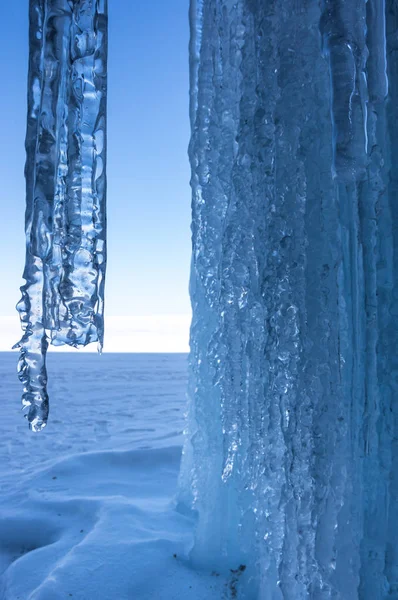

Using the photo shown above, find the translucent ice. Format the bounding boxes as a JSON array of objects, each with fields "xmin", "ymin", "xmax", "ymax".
[
  {"xmin": 180, "ymin": 0, "xmax": 398, "ymax": 598},
  {"xmin": 16, "ymin": 0, "xmax": 107, "ymax": 431}
]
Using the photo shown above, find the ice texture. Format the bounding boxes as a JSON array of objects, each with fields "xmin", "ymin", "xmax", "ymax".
[
  {"xmin": 16, "ymin": 0, "xmax": 107, "ymax": 432},
  {"xmin": 179, "ymin": 0, "xmax": 398, "ymax": 597}
]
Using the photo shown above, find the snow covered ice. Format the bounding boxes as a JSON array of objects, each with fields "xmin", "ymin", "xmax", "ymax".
[
  {"xmin": 0, "ymin": 354, "xmax": 231, "ymax": 600},
  {"xmin": 179, "ymin": 0, "xmax": 398, "ymax": 598},
  {"xmin": 15, "ymin": 0, "xmax": 107, "ymax": 431}
]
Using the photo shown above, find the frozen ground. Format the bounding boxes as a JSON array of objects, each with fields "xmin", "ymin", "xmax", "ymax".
[{"xmin": 0, "ymin": 353, "xmax": 229, "ymax": 600}]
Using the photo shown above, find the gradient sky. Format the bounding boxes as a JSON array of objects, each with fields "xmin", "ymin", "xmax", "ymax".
[{"xmin": 0, "ymin": 1, "xmax": 192, "ymax": 330}]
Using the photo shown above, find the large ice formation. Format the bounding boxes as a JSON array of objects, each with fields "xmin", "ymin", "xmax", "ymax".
[
  {"xmin": 179, "ymin": 0, "xmax": 398, "ymax": 598},
  {"xmin": 16, "ymin": 0, "xmax": 107, "ymax": 431}
]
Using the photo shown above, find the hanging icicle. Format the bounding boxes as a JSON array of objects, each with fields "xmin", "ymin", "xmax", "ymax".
[{"xmin": 15, "ymin": 0, "xmax": 107, "ymax": 431}]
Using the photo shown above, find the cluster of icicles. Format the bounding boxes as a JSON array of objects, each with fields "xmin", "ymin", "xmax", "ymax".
[{"xmin": 16, "ymin": 0, "xmax": 107, "ymax": 431}]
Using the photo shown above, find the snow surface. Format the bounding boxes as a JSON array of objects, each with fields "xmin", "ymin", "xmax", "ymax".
[{"xmin": 0, "ymin": 353, "xmax": 232, "ymax": 600}]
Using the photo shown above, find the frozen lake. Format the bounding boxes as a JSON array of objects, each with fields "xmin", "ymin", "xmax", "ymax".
[{"xmin": 0, "ymin": 353, "xmax": 229, "ymax": 600}]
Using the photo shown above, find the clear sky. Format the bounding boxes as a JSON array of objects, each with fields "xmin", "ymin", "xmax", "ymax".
[{"xmin": 0, "ymin": 1, "xmax": 191, "ymax": 350}]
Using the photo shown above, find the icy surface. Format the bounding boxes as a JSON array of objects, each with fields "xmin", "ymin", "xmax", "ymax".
[
  {"xmin": 0, "ymin": 354, "xmax": 233, "ymax": 600},
  {"xmin": 16, "ymin": 0, "xmax": 107, "ymax": 431},
  {"xmin": 180, "ymin": 0, "xmax": 398, "ymax": 598}
]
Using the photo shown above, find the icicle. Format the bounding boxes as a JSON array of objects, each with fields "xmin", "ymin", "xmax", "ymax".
[
  {"xmin": 180, "ymin": 0, "xmax": 398, "ymax": 597},
  {"xmin": 16, "ymin": 0, "xmax": 107, "ymax": 431}
]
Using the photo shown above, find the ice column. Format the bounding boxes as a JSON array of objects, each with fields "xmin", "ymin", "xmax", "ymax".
[
  {"xmin": 16, "ymin": 0, "xmax": 107, "ymax": 431},
  {"xmin": 180, "ymin": 0, "xmax": 398, "ymax": 598}
]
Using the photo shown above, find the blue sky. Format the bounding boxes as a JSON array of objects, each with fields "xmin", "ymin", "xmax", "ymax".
[{"xmin": 0, "ymin": 0, "xmax": 192, "ymax": 333}]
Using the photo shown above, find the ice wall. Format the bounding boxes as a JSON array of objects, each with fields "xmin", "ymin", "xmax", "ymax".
[
  {"xmin": 16, "ymin": 0, "xmax": 107, "ymax": 431},
  {"xmin": 180, "ymin": 0, "xmax": 398, "ymax": 597}
]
